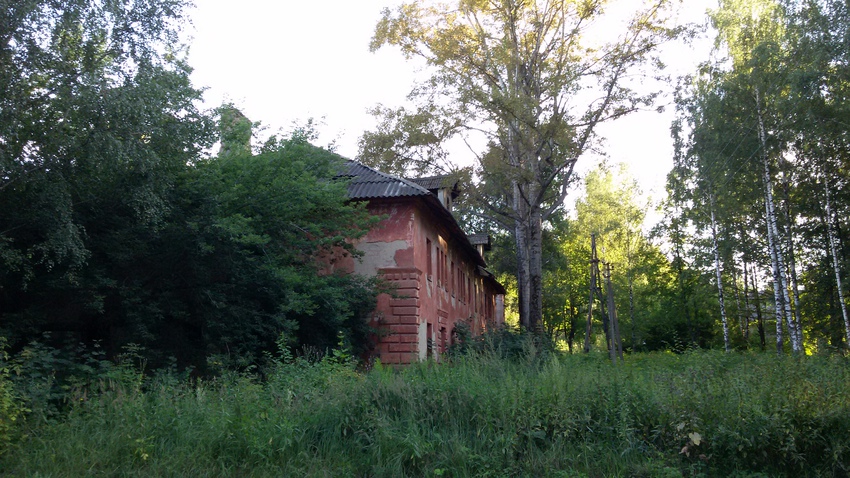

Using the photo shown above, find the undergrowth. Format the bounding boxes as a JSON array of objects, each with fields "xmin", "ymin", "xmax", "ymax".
[{"xmin": 0, "ymin": 335, "xmax": 848, "ymax": 477}]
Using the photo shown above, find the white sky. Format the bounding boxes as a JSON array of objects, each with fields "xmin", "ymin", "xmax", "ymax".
[{"xmin": 186, "ymin": 0, "xmax": 717, "ymax": 218}]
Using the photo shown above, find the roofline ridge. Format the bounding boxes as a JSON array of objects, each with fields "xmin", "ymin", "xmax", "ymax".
[
  {"xmin": 411, "ymin": 173, "xmax": 452, "ymax": 180},
  {"xmin": 345, "ymin": 159, "xmax": 431, "ymax": 195}
]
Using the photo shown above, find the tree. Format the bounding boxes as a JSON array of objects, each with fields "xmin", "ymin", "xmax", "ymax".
[
  {"xmin": 710, "ymin": 0, "xmax": 803, "ymax": 352},
  {"xmin": 168, "ymin": 130, "xmax": 382, "ymax": 368},
  {"xmin": 362, "ymin": 0, "xmax": 682, "ymax": 330},
  {"xmin": 782, "ymin": 0, "xmax": 850, "ymax": 350},
  {"xmin": 665, "ymin": 0, "xmax": 850, "ymax": 353},
  {"xmin": 572, "ymin": 164, "xmax": 674, "ymax": 352},
  {"xmin": 0, "ymin": 2, "xmax": 382, "ymax": 370},
  {"xmin": 0, "ymin": 0, "xmax": 213, "ymax": 352}
]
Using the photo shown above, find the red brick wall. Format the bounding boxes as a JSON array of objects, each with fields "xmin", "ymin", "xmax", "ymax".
[{"xmin": 352, "ymin": 198, "xmax": 504, "ymax": 365}]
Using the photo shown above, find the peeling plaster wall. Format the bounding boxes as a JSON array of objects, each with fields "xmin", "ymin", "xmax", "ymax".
[
  {"xmin": 350, "ymin": 198, "xmax": 504, "ymax": 365},
  {"xmin": 353, "ymin": 240, "xmax": 408, "ymax": 276},
  {"xmin": 353, "ymin": 202, "xmax": 415, "ymax": 273}
]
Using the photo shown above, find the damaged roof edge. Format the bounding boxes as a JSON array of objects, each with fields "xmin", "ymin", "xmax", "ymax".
[
  {"xmin": 339, "ymin": 159, "xmax": 490, "ymax": 269},
  {"xmin": 341, "ymin": 160, "xmax": 432, "ymax": 200}
]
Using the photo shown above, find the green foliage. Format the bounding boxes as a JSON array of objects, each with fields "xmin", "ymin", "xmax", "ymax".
[
  {"xmin": 3, "ymin": 350, "xmax": 848, "ymax": 477},
  {"xmin": 0, "ymin": 0, "xmax": 214, "ymax": 366},
  {"xmin": 175, "ymin": 139, "xmax": 382, "ymax": 367},
  {"xmin": 5, "ymin": 336, "xmax": 148, "ymax": 421},
  {"xmin": 362, "ymin": 0, "xmax": 684, "ymax": 330},
  {"xmin": 460, "ymin": 325, "xmax": 557, "ymax": 365},
  {"xmin": 0, "ymin": 339, "xmax": 26, "ymax": 455},
  {"xmin": 0, "ymin": 1, "xmax": 382, "ymax": 369},
  {"xmin": 668, "ymin": 0, "xmax": 850, "ymax": 352},
  {"xmin": 514, "ymin": 163, "xmax": 709, "ymax": 353}
]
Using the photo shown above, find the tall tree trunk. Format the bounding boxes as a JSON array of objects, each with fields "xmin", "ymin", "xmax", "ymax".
[
  {"xmin": 584, "ymin": 256, "xmax": 596, "ymax": 352},
  {"xmin": 514, "ymin": 181, "xmax": 532, "ymax": 330},
  {"xmin": 824, "ymin": 183, "xmax": 850, "ymax": 350},
  {"xmin": 598, "ymin": 261, "xmax": 611, "ymax": 352},
  {"xmin": 528, "ymin": 207, "xmax": 544, "ymax": 332},
  {"xmin": 605, "ymin": 262, "xmax": 623, "ymax": 363},
  {"xmin": 709, "ymin": 193, "xmax": 730, "ymax": 352},
  {"xmin": 783, "ymin": 172, "xmax": 804, "ymax": 349},
  {"xmin": 583, "ymin": 235, "xmax": 598, "ymax": 353},
  {"xmin": 751, "ymin": 268, "xmax": 766, "ymax": 350},
  {"xmin": 755, "ymin": 87, "xmax": 799, "ymax": 353},
  {"xmin": 606, "ymin": 265, "xmax": 618, "ymax": 364},
  {"xmin": 732, "ymin": 264, "xmax": 744, "ymax": 339},
  {"xmin": 742, "ymin": 260, "xmax": 752, "ymax": 343}
]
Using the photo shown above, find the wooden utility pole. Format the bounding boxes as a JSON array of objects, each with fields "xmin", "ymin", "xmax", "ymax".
[
  {"xmin": 604, "ymin": 262, "xmax": 624, "ymax": 364},
  {"xmin": 583, "ymin": 235, "xmax": 597, "ymax": 353},
  {"xmin": 583, "ymin": 234, "xmax": 610, "ymax": 354}
]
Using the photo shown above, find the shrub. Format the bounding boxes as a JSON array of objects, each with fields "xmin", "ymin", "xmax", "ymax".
[{"xmin": 0, "ymin": 338, "xmax": 26, "ymax": 455}]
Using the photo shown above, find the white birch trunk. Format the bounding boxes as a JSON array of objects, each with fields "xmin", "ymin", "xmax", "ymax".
[
  {"xmin": 824, "ymin": 183, "xmax": 850, "ymax": 349},
  {"xmin": 755, "ymin": 87, "xmax": 800, "ymax": 352},
  {"xmin": 756, "ymin": 89, "xmax": 784, "ymax": 353},
  {"xmin": 742, "ymin": 260, "xmax": 752, "ymax": 341},
  {"xmin": 710, "ymin": 194, "xmax": 730, "ymax": 352},
  {"xmin": 782, "ymin": 174, "xmax": 804, "ymax": 348}
]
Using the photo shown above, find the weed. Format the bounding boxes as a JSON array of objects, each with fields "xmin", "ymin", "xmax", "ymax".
[{"xmin": 1, "ymin": 345, "xmax": 848, "ymax": 476}]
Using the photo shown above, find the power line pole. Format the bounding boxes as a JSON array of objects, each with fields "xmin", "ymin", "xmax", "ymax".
[
  {"xmin": 583, "ymin": 234, "xmax": 610, "ymax": 354},
  {"xmin": 604, "ymin": 262, "xmax": 624, "ymax": 364}
]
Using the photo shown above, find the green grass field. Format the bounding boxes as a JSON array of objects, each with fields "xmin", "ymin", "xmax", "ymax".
[{"xmin": 1, "ymin": 342, "xmax": 848, "ymax": 477}]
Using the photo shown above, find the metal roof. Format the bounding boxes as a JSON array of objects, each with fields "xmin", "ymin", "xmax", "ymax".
[
  {"xmin": 340, "ymin": 159, "xmax": 498, "ymax": 271},
  {"xmin": 409, "ymin": 175, "xmax": 453, "ymax": 190},
  {"xmin": 410, "ymin": 175, "xmax": 460, "ymax": 201},
  {"xmin": 341, "ymin": 160, "xmax": 433, "ymax": 200}
]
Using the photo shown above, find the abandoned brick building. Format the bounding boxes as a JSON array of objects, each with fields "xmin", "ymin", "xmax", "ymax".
[
  {"xmin": 217, "ymin": 107, "xmax": 503, "ymax": 365},
  {"xmin": 334, "ymin": 161, "xmax": 505, "ymax": 365}
]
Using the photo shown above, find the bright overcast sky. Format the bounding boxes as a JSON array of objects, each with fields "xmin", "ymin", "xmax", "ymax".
[{"xmin": 186, "ymin": 0, "xmax": 717, "ymax": 212}]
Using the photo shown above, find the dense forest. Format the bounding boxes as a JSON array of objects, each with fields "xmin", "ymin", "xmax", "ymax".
[{"xmin": 663, "ymin": 0, "xmax": 850, "ymax": 354}]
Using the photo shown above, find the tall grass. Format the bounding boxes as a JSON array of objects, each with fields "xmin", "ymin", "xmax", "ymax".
[{"xmin": 2, "ymin": 343, "xmax": 849, "ymax": 477}]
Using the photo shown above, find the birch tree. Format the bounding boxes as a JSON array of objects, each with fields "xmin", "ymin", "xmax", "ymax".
[
  {"xmin": 710, "ymin": 0, "xmax": 801, "ymax": 352},
  {"xmin": 709, "ymin": 193, "xmax": 731, "ymax": 351},
  {"xmin": 783, "ymin": 0, "xmax": 850, "ymax": 350},
  {"xmin": 823, "ymin": 182, "xmax": 850, "ymax": 348}
]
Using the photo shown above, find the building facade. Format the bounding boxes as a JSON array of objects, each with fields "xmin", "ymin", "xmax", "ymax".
[{"xmin": 336, "ymin": 161, "xmax": 505, "ymax": 365}]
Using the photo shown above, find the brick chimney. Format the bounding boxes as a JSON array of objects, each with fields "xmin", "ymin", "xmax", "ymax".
[{"xmin": 218, "ymin": 104, "xmax": 252, "ymax": 156}]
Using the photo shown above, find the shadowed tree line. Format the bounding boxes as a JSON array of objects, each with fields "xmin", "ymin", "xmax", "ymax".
[{"xmin": 0, "ymin": 0, "xmax": 381, "ymax": 372}]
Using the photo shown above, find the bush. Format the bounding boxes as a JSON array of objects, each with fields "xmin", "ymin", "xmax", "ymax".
[{"xmin": 0, "ymin": 338, "xmax": 25, "ymax": 455}]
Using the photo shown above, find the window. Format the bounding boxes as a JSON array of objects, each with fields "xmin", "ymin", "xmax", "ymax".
[
  {"xmin": 451, "ymin": 261, "xmax": 455, "ymax": 296},
  {"xmin": 426, "ymin": 239, "xmax": 432, "ymax": 278},
  {"xmin": 437, "ymin": 249, "xmax": 443, "ymax": 286},
  {"xmin": 442, "ymin": 251, "xmax": 448, "ymax": 286}
]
